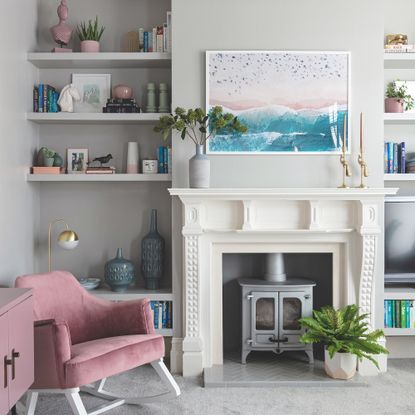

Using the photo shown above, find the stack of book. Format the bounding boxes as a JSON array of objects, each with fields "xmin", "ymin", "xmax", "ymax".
[
  {"xmin": 384, "ymin": 300, "xmax": 415, "ymax": 328},
  {"xmin": 33, "ymin": 84, "xmax": 59, "ymax": 113},
  {"xmin": 150, "ymin": 300, "xmax": 172, "ymax": 329},
  {"xmin": 385, "ymin": 44, "xmax": 415, "ymax": 53},
  {"xmin": 384, "ymin": 141, "xmax": 405, "ymax": 173},
  {"xmin": 158, "ymin": 146, "xmax": 172, "ymax": 173},
  {"xmin": 138, "ymin": 11, "xmax": 171, "ymax": 53},
  {"xmin": 103, "ymin": 98, "xmax": 140, "ymax": 113},
  {"xmin": 85, "ymin": 166, "xmax": 116, "ymax": 175}
]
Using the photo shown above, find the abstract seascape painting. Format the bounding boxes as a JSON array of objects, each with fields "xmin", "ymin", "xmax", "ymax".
[{"xmin": 206, "ymin": 51, "xmax": 350, "ymax": 154}]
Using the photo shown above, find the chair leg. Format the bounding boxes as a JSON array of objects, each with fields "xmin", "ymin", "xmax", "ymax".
[
  {"xmin": 150, "ymin": 359, "xmax": 181, "ymax": 398},
  {"xmin": 65, "ymin": 390, "xmax": 88, "ymax": 415},
  {"xmin": 24, "ymin": 391, "xmax": 38, "ymax": 415}
]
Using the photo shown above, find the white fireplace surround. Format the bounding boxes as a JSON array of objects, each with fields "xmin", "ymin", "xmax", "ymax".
[{"xmin": 169, "ymin": 188, "xmax": 398, "ymax": 377}]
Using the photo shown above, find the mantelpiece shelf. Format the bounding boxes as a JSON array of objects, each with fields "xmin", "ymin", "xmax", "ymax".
[
  {"xmin": 384, "ymin": 174, "xmax": 415, "ymax": 181},
  {"xmin": 27, "ymin": 174, "xmax": 171, "ymax": 182},
  {"xmin": 27, "ymin": 52, "xmax": 172, "ymax": 69},
  {"xmin": 26, "ymin": 112, "xmax": 167, "ymax": 125},
  {"xmin": 384, "ymin": 113, "xmax": 415, "ymax": 123}
]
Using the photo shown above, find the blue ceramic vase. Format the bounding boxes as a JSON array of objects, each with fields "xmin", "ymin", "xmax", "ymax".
[
  {"xmin": 104, "ymin": 248, "xmax": 135, "ymax": 292},
  {"xmin": 141, "ymin": 209, "xmax": 164, "ymax": 289}
]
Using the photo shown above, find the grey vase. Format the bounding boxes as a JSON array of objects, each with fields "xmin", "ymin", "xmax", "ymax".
[
  {"xmin": 189, "ymin": 144, "xmax": 210, "ymax": 188},
  {"xmin": 141, "ymin": 209, "xmax": 164, "ymax": 290},
  {"xmin": 104, "ymin": 248, "xmax": 135, "ymax": 292}
]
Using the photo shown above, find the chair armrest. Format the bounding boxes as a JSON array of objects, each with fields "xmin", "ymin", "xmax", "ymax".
[
  {"xmin": 103, "ymin": 298, "xmax": 155, "ymax": 337},
  {"xmin": 32, "ymin": 319, "xmax": 72, "ymax": 389}
]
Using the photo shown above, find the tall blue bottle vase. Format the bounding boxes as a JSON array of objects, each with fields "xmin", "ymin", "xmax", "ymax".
[{"xmin": 141, "ymin": 209, "xmax": 165, "ymax": 290}]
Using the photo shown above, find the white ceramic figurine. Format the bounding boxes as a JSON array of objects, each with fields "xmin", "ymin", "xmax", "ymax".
[{"xmin": 58, "ymin": 84, "xmax": 80, "ymax": 112}]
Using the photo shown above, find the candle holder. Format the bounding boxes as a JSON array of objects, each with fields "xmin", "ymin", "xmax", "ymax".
[
  {"xmin": 356, "ymin": 153, "xmax": 369, "ymax": 188},
  {"xmin": 338, "ymin": 150, "xmax": 352, "ymax": 189}
]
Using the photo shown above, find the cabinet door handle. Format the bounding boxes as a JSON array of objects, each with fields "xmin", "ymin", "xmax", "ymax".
[
  {"xmin": 4, "ymin": 355, "xmax": 12, "ymax": 388},
  {"xmin": 11, "ymin": 349, "xmax": 20, "ymax": 380}
]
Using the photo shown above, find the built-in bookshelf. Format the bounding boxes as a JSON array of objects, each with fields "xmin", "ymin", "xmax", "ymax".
[{"xmin": 384, "ymin": 288, "xmax": 415, "ymax": 336}]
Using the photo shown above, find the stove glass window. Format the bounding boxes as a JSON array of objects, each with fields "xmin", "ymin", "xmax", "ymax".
[
  {"xmin": 283, "ymin": 297, "xmax": 301, "ymax": 330},
  {"xmin": 255, "ymin": 297, "xmax": 275, "ymax": 330}
]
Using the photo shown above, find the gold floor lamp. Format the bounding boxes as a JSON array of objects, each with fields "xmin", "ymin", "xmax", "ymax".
[{"xmin": 48, "ymin": 219, "xmax": 79, "ymax": 272}]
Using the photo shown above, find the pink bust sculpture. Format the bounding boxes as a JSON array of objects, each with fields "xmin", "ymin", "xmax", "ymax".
[{"xmin": 50, "ymin": 0, "xmax": 73, "ymax": 51}]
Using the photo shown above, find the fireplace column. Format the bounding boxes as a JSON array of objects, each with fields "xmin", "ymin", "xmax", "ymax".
[{"xmin": 182, "ymin": 202, "xmax": 204, "ymax": 376}]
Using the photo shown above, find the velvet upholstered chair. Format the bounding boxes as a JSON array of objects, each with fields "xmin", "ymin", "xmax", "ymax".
[{"xmin": 15, "ymin": 271, "xmax": 180, "ymax": 415}]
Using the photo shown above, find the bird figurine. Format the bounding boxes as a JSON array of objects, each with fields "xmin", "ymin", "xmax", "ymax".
[{"xmin": 89, "ymin": 154, "xmax": 113, "ymax": 166}]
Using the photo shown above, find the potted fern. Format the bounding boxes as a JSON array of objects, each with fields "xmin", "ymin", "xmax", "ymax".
[
  {"xmin": 154, "ymin": 106, "xmax": 247, "ymax": 188},
  {"xmin": 299, "ymin": 305, "xmax": 388, "ymax": 380},
  {"xmin": 77, "ymin": 16, "xmax": 105, "ymax": 52},
  {"xmin": 385, "ymin": 81, "xmax": 414, "ymax": 113}
]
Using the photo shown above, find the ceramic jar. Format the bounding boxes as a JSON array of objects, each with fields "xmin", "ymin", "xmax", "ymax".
[
  {"xmin": 113, "ymin": 85, "xmax": 133, "ymax": 99},
  {"xmin": 141, "ymin": 209, "xmax": 164, "ymax": 289},
  {"xmin": 80, "ymin": 40, "xmax": 100, "ymax": 53},
  {"xmin": 189, "ymin": 144, "xmax": 210, "ymax": 188},
  {"xmin": 324, "ymin": 349, "xmax": 357, "ymax": 380},
  {"xmin": 146, "ymin": 83, "xmax": 157, "ymax": 113},
  {"xmin": 104, "ymin": 248, "xmax": 135, "ymax": 292},
  {"xmin": 158, "ymin": 83, "xmax": 169, "ymax": 113}
]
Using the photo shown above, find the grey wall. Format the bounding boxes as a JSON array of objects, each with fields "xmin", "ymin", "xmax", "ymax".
[{"xmin": 0, "ymin": 0, "xmax": 39, "ymax": 286}]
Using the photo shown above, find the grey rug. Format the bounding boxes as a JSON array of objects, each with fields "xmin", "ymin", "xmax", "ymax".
[{"xmin": 28, "ymin": 359, "xmax": 415, "ymax": 415}]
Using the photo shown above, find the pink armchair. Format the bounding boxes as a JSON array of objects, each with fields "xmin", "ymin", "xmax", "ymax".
[{"xmin": 15, "ymin": 271, "xmax": 180, "ymax": 415}]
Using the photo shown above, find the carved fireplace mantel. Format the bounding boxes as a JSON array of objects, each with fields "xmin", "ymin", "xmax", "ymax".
[{"xmin": 169, "ymin": 188, "xmax": 398, "ymax": 377}]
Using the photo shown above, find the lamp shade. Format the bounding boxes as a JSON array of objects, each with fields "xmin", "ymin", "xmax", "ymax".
[{"xmin": 57, "ymin": 229, "xmax": 79, "ymax": 250}]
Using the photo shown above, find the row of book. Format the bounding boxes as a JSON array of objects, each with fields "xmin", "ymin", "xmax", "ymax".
[
  {"xmin": 33, "ymin": 84, "xmax": 59, "ymax": 113},
  {"xmin": 384, "ymin": 142, "xmax": 406, "ymax": 173},
  {"xmin": 150, "ymin": 301, "xmax": 172, "ymax": 329},
  {"xmin": 139, "ymin": 12, "xmax": 171, "ymax": 53},
  {"xmin": 384, "ymin": 300, "xmax": 415, "ymax": 328},
  {"xmin": 158, "ymin": 146, "xmax": 172, "ymax": 174},
  {"xmin": 103, "ymin": 98, "xmax": 141, "ymax": 114}
]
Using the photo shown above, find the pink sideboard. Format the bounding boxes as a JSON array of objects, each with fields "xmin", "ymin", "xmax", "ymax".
[{"xmin": 0, "ymin": 289, "xmax": 34, "ymax": 415}]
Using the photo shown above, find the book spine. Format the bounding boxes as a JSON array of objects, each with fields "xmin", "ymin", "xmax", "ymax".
[
  {"xmin": 395, "ymin": 300, "xmax": 400, "ymax": 328},
  {"xmin": 387, "ymin": 142, "xmax": 393, "ymax": 173},
  {"xmin": 163, "ymin": 146, "xmax": 168, "ymax": 173},
  {"xmin": 38, "ymin": 84, "xmax": 44, "ymax": 113},
  {"xmin": 384, "ymin": 300, "xmax": 388, "ymax": 327},
  {"xmin": 412, "ymin": 300, "xmax": 415, "ymax": 328},
  {"xmin": 148, "ymin": 32, "xmax": 153, "ymax": 53},
  {"xmin": 167, "ymin": 146, "xmax": 172, "ymax": 174},
  {"xmin": 401, "ymin": 299, "xmax": 406, "ymax": 328},
  {"xmin": 43, "ymin": 85, "xmax": 48, "ymax": 113},
  {"xmin": 391, "ymin": 299, "xmax": 395, "ymax": 328},
  {"xmin": 153, "ymin": 301, "xmax": 159, "ymax": 329},
  {"xmin": 152, "ymin": 27, "xmax": 157, "ymax": 52},
  {"xmin": 163, "ymin": 23, "xmax": 168, "ymax": 52},
  {"xmin": 166, "ymin": 12, "xmax": 172, "ymax": 53},
  {"xmin": 384, "ymin": 142, "xmax": 388, "ymax": 173},
  {"xmin": 138, "ymin": 28, "xmax": 144, "ymax": 52},
  {"xmin": 48, "ymin": 87, "xmax": 53, "ymax": 113},
  {"xmin": 401, "ymin": 142, "xmax": 406, "ymax": 173},
  {"xmin": 158, "ymin": 146, "xmax": 164, "ymax": 173},
  {"xmin": 143, "ymin": 31, "xmax": 148, "ymax": 52},
  {"xmin": 393, "ymin": 143, "xmax": 399, "ymax": 173},
  {"xmin": 406, "ymin": 300, "xmax": 411, "ymax": 328},
  {"xmin": 156, "ymin": 26, "xmax": 163, "ymax": 53},
  {"xmin": 162, "ymin": 301, "xmax": 167, "ymax": 328},
  {"xmin": 388, "ymin": 300, "xmax": 393, "ymax": 328},
  {"xmin": 158, "ymin": 301, "xmax": 163, "ymax": 329},
  {"xmin": 150, "ymin": 301, "xmax": 155, "ymax": 327},
  {"xmin": 167, "ymin": 301, "xmax": 172, "ymax": 328},
  {"xmin": 33, "ymin": 86, "xmax": 39, "ymax": 112}
]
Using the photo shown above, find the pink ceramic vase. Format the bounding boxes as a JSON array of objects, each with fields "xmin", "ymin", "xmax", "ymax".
[
  {"xmin": 80, "ymin": 40, "xmax": 100, "ymax": 53},
  {"xmin": 113, "ymin": 85, "xmax": 133, "ymax": 99},
  {"xmin": 385, "ymin": 98, "xmax": 404, "ymax": 113}
]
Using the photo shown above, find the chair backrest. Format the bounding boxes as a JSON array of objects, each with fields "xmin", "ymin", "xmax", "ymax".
[{"xmin": 15, "ymin": 271, "xmax": 108, "ymax": 344}]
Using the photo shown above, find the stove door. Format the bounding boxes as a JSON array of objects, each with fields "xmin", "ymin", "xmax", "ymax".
[
  {"xmin": 250, "ymin": 292, "xmax": 278, "ymax": 347},
  {"xmin": 278, "ymin": 291, "xmax": 311, "ymax": 347}
]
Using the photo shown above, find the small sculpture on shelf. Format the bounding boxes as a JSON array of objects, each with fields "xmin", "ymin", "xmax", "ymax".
[
  {"xmin": 58, "ymin": 84, "xmax": 80, "ymax": 112},
  {"xmin": 50, "ymin": 0, "xmax": 73, "ymax": 52},
  {"xmin": 88, "ymin": 154, "xmax": 113, "ymax": 166},
  {"xmin": 338, "ymin": 114, "xmax": 351, "ymax": 189}
]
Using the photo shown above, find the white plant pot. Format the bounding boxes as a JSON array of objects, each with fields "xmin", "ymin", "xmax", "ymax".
[
  {"xmin": 189, "ymin": 144, "xmax": 210, "ymax": 188},
  {"xmin": 324, "ymin": 349, "xmax": 357, "ymax": 380}
]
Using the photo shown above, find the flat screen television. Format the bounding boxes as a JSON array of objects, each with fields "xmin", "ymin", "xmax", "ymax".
[{"xmin": 385, "ymin": 197, "xmax": 415, "ymax": 284}]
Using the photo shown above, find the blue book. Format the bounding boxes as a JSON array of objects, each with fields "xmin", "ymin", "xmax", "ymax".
[
  {"xmin": 406, "ymin": 300, "xmax": 411, "ymax": 328},
  {"xmin": 143, "ymin": 31, "xmax": 148, "ymax": 52},
  {"xmin": 393, "ymin": 143, "xmax": 399, "ymax": 173},
  {"xmin": 384, "ymin": 300, "xmax": 388, "ymax": 328},
  {"xmin": 158, "ymin": 146, "xmax": 164, "ymax": 173},
  {"xmin": 162, "ymin": 301, "xmax": 167, "ymax": 328},
  {"xmin": 388, "ymin": 300, "xmax": 393, "ymax": 328},
  {"xmin": 387, "ymin": 142, "xmax": 393, "ymax": 173},
  {"xmin": 38, "ymin": 84, "xmax": 44, "ymax": 113},
  {"xmin": 384, "ymin": 142, "xmax": 388, "ymax": 173},
  {"xmin": 163, "ymin": 146, "xmax": 168, "ymax": 173},
  {"xmin": 400, "ymin": 142, "xmax": 406, "ymax": 173},
  {"xmin": 153, "ymin": 301, "xmax": 159, "ymax": 329}
]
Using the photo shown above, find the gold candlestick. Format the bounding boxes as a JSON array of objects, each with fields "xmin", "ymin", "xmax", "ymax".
[
  {"xmin": 338, "ymin": 113, "xmax": 351, "ymax": 188},
  {"xmin": 356, "ymin": 112, "xmax": 369, "ymax": 188}
]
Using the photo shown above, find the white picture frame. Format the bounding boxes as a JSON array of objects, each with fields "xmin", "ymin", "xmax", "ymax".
[
  {"xmin": 206, "ymin": 50, "xmax": 351, "ymax": 155},
  {"xmin": 72, "ymin": 73, "xmax": 111, "ymax": 113},
  {"xmin": 67, "ymin": 148, "xmax": 88, "ymax": 174}
]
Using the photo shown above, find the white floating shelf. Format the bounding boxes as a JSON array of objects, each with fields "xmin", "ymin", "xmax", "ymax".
[
  {"xmin": 384, "ymin": 174, "xmax": 415, "ymax": 181},
  {"xmin": 91, "ymin": 287, "xmax": 174, "ymax": 302},
  {"xmin": 385, "ymin": 287, "xmax": 415, "ymax": 300},
  {"xmin": 384, "ymin": 52, "xmax": 415, "ymax": 69},
  {"xmin": 27, "ymin": 174, "xmax": 171, "ymax": 182},
  {"xmin": 384, "ymin": 328, "xmax": 415, "ymax": 336},
  {"xmin": 26, "ymin": 112, "xmax": 166, "ymax": 125},
  {"xmin": 27, "ymin": 52, "xmax": 172, "ymax": 69},
  {"xmin": 384, "ymin": 113, "xmax": 415, "ymax": 123}
]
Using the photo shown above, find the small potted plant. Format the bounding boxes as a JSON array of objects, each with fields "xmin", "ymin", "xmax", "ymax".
[
  {"xmin": 385, "ymin": 81, "xmax": 414, "ymax": 113},
  {"xmin": 154, "ymin": 106, "xmax": 247, "ymax": 188},
  {"xmin": 299, "ymin": 305, "xmax": 388, "ymax": 380},
  {"xmin": 77, "ymin": 16, "xmax": 105, "ymax": 53},
  {"xmin": 43, "ymin": 149, "xmax": 56, "ymax": 167}
]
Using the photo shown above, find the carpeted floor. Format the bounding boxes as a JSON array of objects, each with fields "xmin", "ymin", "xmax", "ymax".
[{"xmin": 30, "ymin": 359, "xmax": 415, "ymax": 415}]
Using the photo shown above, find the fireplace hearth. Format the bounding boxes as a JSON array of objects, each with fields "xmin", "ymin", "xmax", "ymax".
[{"xmin": 239, "ymin": 277, "xmax": 315, "ymax": 364}]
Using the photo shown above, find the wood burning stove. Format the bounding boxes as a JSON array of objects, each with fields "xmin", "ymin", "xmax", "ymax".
[{"xmin": 239, "ymin": 277, "xmax": 316, "ymax": 364}]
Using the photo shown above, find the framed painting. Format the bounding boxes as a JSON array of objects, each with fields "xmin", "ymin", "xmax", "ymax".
[
  {"xmin": 72, "ymin": 73, "xmax": 111, "ymax": 113},
  {"xmin": 206, "ymin": 51, "xmax": 351, "ymax": 154}
]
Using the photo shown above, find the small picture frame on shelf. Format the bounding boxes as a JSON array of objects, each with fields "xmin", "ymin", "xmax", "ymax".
[
  {"xmin": 72, "ymin": 73, "xmax": 111, "ymax": 113},
  {"xmin": 67, "ymin": 148, "xmax": 88, "ymax": 174}
]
